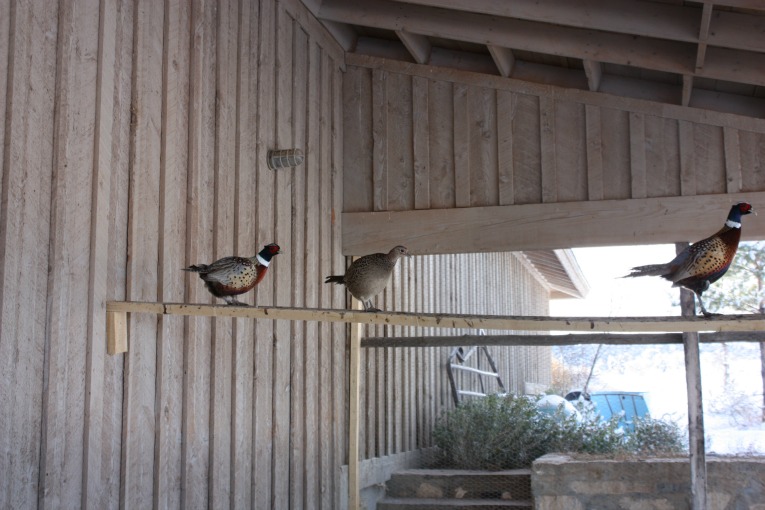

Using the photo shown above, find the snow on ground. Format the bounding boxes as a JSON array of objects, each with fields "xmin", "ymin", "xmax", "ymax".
[{"xmin": 551, "ymin": 245, "xmax": 765, "ymax": 456}]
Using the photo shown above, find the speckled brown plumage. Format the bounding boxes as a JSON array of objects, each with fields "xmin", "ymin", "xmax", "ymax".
[
  {"xmin": 325, "ymin": 245, "xmax": 410, "ymax": 312},
  {"xmin": 184, "ymin": 243, "xmax": 280, "ymax": 305},
  {"xmin": 625, "ymin": 203, "xmax": 753, "ymax": 316}
]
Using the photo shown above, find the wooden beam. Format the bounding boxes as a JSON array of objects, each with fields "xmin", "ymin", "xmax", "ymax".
[
  {"xmin": 682, "ymin": 74, "xmax": 694, "ymax": 107},
  {"xmin": 487, "ymin": 45, "xmax": 515, "ymax": 77},
  {"xmin": 678, "ymin": 243, "xmax": 708, "ymax": 509},
  {"xmin": 106, "ymin": 301, "xmax": 765, "ymax": 352},
  {"xmin": 341, "ymin": 192, "xmax": 765, "ymax": 255},
  {"xmin": 695, "ymin": 3, "xmax": 713, "ymax": 71},
  {"xmin": 582, "ymin": 59, "xmax": 602, "ymax": 92},
  {"xmin": 396, "ymin": 29, "xmax": 431, "ymax": 64},
  {"xmin": 321, "ymin": 0, "xmax": 765, "ymax": 86},
  {"xmin": 361, "ymin": 330, "xmax": 765, "ymax": 347}
]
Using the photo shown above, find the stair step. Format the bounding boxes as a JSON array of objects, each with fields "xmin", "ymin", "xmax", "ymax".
[
  {"xmin": 378, "ymin": 497, "xmax": 533, "ymax": 510},
  {"xmin": 386, "ymin": 469, "xmax": 531, "ymax": 501}
]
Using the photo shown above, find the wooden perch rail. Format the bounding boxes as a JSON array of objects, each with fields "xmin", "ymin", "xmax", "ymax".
[{"xmin": 105, "ymin": 300, "xmax": 765, "ymax": 354}]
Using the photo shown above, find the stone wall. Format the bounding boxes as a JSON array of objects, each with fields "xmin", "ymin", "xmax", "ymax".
[{"xmin": 532, "ymin": 454, "xmax": 765, "ymax": 510}]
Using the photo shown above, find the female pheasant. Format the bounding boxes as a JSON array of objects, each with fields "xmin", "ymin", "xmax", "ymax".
[
  {"xmin": 624, "ymin": 202, "xmax": 753, "ymax": 316},
  {"xmin": 183, "ymin": 243, "xmax": 281, "ymax": 305},
  {"xmin": 325, "ymin": 245, "xmax": 410, "ymax": 312}
]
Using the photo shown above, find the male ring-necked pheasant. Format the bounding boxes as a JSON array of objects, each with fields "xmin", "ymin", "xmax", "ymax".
[
  {"xmin": 325, "ymin": 245, "xmax": 410, "ymax": 312},
  {"xmin": 624, "ymin": 202, "xmax": 753, "ymax": 316},
  {"xmin": 183, "ymin": 243, "xmax": 281, "ymax": 305}
]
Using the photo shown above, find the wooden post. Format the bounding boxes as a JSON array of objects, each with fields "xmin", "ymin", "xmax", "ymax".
[
  {"xmin": 106, "ymin": 311, "xmax": 128, "ymax": 355},
  {"xmin": 348, "ymin": 260, "xmax": 363, "ymax": 510},
  {"xmin": 677, "ymin": 242, "xmax": 707, "ymax": 510}
]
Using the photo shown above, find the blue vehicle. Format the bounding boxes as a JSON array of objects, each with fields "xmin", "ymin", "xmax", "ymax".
[{"xmin": 565, "ymin": 390, "xmax": 650, "ymax": 432}]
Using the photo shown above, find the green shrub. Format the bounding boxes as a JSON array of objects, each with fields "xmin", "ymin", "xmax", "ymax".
[{"xmin": 432, "ymin": 394, "xmax": 686, "ymax": 470}]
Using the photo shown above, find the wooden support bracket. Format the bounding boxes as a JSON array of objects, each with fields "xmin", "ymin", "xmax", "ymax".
[{"xmin": 106, "ymin": 310, "xmax": 128, "ymax": 355}]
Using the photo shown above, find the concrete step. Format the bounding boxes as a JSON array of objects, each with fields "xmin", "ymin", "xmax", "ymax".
[
  {"xmin": 377, "ymin": 497, "xmax": 532, "ymax": 510},
  {"xmin": 385, "ymin": 469, "xmax": 532, "ymax": 501}
]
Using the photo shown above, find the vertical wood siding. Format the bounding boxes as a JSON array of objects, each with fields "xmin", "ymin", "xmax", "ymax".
[
  {"xmin": 1, "ymin": 2, "xmax": 566, "ymax": 508},
  {"xmin": 0, "ymin": 1, "xmax": 354, "ymax": 508},
  {"xmin": 344, "ymin": 60, "xmax": 765, "ymax": 214}
]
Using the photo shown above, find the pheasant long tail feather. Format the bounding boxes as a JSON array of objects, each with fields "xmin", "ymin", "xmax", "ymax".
[
  {"xmin": 624, "ymin": 263, "xmax": 671, "ymax": 278},
  {"xmin": 183, "ymin": 264, "xmax": 209, "ymax": 273},
  {"xmin": 325, "ymin": 275, "xmax": 345, "ymax": 285}
]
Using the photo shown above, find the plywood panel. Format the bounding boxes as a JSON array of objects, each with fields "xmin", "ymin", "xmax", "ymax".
[
  {"xmin": 693, "ymin": 124, "xmax": 726, "ymax": 195},
  {"xmin": 413, "ymin": 76, "xmax": 430, "ymax": 210},
  {"xmin": 740, "ymin": 131, "xmax": 765, "ymax": 192}
]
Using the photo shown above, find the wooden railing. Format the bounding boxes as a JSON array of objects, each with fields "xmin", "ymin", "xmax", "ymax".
[{"xmin": 105, "ymin": 301, "xmax": 765, "ymax": 510}]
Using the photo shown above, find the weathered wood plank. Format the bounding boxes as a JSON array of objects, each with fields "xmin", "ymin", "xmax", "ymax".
[
  {"xmin": 121, "ymin": 0, "xmax": 163, "ymax": 507},
  {"xmin": 342, "ymin": 192, "xmax": 765, "ymax": 254},
  {"xmin": 289, "ymin": 18, "xmax": 308, "ymax": 510},
  {"xmin": 539, "ymin": 95, "xmax": 556, "ymax": 203},
  {"xmin": 210, "ymin": 0, "xmax": 237, "ymax": 506},
  {"xmin": 629, "ymin": 112, "xmax": 647, "ymax": 199},
  {"xmin": 272, "ymin": 6, "xmax": 294, "ymax": 508},
  {"xmin": 512, "ymin": 94, "xmax": 541, "ymax": 204},
  {"xmin": 469, "ymin": 86, "xmax": 499, "ymax": 207},
  {"xmin": 372, "ymin": 68, "xmax": 388, "ymax": 211},
  {"xmin": 694, "ymin": 124, "xmax": 726, "ymax": 196},
  {"xmin": 303, "ymin": 38, "xmax": 321, "ymax": 508},
  {"xmin": 152, "ymin": 1, "xmax": 189, "ymax": 507},
  {"xmin": 585, "ymin": 105, "xmax": 604, "ymax": 201},
  {"xmin": 182, "ymin": 0, "xmax": 216, "ymax": 506},
  {"xmin": 428, "ymin": 79, "xmax": 455, "ymax": 208},
  {"xmin": 453, "ymin": 83, "xmax": 470, "ymax": 207},
  {"xmin": 678, "ymin": 120, "xmax": 696, "ymax": 197},
  {"xmin": 412, "ymin": 76, "xmax": 430, "ymax": 210},
  {"xmin": 342, "ymin": 67, "xmax": 373, "ymax": 212},
  {"xmin": 723, "ymin": 127, "xmax": 742, "ymax": 193},
  {"xmin": 98, "ymin": 2, "xmax": 134, "ymax": 506},
  {"xmin": 644, "ymin": 116, "xmax": 680, "ymax": 199},
  {"xmin": 387, "ymin": 73, "xmax": 414, "ymax": 210},
  {"xmin": 0, "ymin": 3, "xmax": 58, "ymax": 506},
  {"xmin": 497, "ymin": 90, "xmax": 515, "ymax": 206},
  {"xmin": 319, "ymin": 50, "xmax": 335, "ymax": 510},
  {"xmin": 331, "ymin": 53, "xmax": 347, "ymax": 510},
  {"xmin": 553, "ymin": 101, "xmax": 586, "ymax": 203},
  {"xmin": 253, "ymin": 0, "xmax": 276, "ymax": 507},
  {"xmin": 44, "ymin": 1, "xmax": 99, "ymax": 507},
  {"xmin": 231, "ymin": 1, "xmax": 258, "ymax": 506},
  {"xmin": 601, "ymin": 108, "xmax": 630, "ymax": 200}
]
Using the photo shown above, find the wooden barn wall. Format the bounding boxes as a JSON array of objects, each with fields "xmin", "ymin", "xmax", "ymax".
[
  {"xmin": 0, "ymin": 0, "xmax": 353, "ymax": 508},
  {"xmin": 356, "ymin": 251, "xmax": 552, "ymax": 461},
  {"xmin": 343, "ymin": 55, "xmax": 765, "ymax": 217}
]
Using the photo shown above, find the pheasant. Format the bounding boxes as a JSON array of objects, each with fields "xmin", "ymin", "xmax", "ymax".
[
  {"xmin": 624, "ymin": 202, "xmax": 753, "ymax": 317},
  {"xmin": 325, "ymin": 245, "xmax": 410, "ymax": 312},
  {"xmin": 183, "ymin": 243, "xmax": 281, "ymax": 305}
]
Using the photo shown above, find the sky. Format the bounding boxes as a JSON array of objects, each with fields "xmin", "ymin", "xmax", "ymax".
[{"xmin": 549, "ymin": 245, "xmax": 765, "ymax": 455}]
